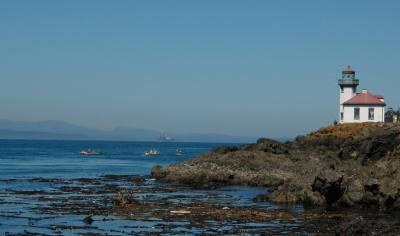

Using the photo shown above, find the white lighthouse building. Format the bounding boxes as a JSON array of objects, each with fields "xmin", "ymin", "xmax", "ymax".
[{"xmin": 338, "ymin": 66, "xmax": 386, "ymax": 123}]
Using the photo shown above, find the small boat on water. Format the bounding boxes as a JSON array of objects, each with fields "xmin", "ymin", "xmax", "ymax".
[
  {"xmin": 145, "ymin": 149, "xmax": 160, "ymax": 156},
  {"xmin": 175, "ymin": 149, "xmax": 183, "ymax": 156},
  {"xmin": 80, "ymin": 149, "xmax": 99, "ymax": 156}
]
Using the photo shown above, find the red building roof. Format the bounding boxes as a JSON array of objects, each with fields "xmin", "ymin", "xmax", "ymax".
[{"xmin": 343, "ymin": 92, "xmax": 386, "ymax": 106}]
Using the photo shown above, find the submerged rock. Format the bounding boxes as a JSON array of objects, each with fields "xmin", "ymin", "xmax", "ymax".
[
  {"xmin": 83, "ymin": 212, "xmax": 94, "ymax": 224},
  {"xmin": 335, "ymin": 218, "xmax": 400, "ymax": 236}
]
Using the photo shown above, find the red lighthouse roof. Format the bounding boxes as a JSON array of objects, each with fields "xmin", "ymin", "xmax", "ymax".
[{"xmin": 343, "ymin": 91, "xmax": 386, "ymax": 106}]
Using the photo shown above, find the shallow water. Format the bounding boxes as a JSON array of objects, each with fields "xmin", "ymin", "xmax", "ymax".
[
  {"xmin": 0, "ymin": 140, "xmax": 302, "ymax": 235},
  {"xmin": 0, "ymin": 177, "xmax": 304, "ymax": 235},
  {"xmin": 0, "ymin": 140, "xmax": 318, "ymax": 235}
]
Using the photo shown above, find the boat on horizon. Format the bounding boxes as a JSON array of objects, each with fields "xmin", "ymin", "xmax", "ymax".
[{"xmin": 157, "ymin": 133, "xmax": 174, "ymax": 142}]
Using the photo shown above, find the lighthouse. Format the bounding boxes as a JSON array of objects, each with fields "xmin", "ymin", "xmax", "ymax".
[
  {"xmin": 338, "ymin": 66, "xmax": 359, "ymax": 122},
  {"xmin": 338, "ymin": 66, "xmax": 386, "ymax": 123}
]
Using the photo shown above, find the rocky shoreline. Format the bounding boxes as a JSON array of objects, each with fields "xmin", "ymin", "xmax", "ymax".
[
  {"xmin": 1, "ymin": 175, "xmax": 352, "ymax": 235},
  {"xmin": 152, "ymin": 123, "xmax": 400, "ymax": 211},
  {"xmin": 3, "ymin": 174, "xmax": 400, "ymax": 235}
]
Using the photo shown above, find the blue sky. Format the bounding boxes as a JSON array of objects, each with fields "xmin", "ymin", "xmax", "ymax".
[{"xmin": 1, "ymin": 1, "xmax": 399, "ymax": 138}]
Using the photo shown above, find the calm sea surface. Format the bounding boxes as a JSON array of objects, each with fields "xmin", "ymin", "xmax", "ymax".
[
  {"xmin": 0, "ymin": 140, "xmax": 305, "ymax": 235},
  {"xmin": 0, "ymin": 139, "xmax": 222, "ymax": 179}
]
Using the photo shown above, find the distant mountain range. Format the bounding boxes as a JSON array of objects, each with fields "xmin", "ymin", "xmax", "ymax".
[{"xmin": 0, "ymin": 119, "xmax": 256, "ymax": 143}]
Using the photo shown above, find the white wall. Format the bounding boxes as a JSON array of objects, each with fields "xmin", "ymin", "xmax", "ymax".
[
  {"xmin": 340, "ymin": 87, "xmax": 356, "ymax": 105},
  {"xmin": 339, "ymin": 87, "xmax": 356, "ymax": 123},
  {"xmin": 342, "ymin": 105, "xmax": 385, "ymax": 123}
]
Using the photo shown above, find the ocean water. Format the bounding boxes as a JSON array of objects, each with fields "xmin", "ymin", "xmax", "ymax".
[
  {"xmin": 0, "ymin": 139, "xmax": 222, "ymax": 179},
  {"xmin": 0, "ymin": 140, "xmax": 305, "ymax": 235}
]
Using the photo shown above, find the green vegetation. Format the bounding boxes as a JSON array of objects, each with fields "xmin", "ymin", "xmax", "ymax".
[{"xmin": 385, "ymin": 107, "xmax": 400, "ymax": 123}]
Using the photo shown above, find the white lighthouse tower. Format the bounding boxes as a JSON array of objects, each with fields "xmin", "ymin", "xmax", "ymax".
[
  {"xmin": 338, "ymin": 66, "xmax": 359, "ymax": 123},
  {"xmin": 337, "ymin": 66, "xmax": 386, "ymax": 123}
]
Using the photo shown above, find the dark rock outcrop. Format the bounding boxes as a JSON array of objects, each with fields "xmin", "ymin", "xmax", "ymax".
[
  {"xmin": 335, "ymin": 218, "xmax": 400, "ymax": 236},
  {"xmin": 152, "ymin": 123, "xmax": 400, "ymax": 210}
]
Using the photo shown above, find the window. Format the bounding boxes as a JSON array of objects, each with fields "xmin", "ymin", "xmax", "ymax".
[
  {"xmin": 343, "ymin": 74, "xmax": 354, "ymax": 80},
  {"xmin": 341, "ymin": 87, "xmax": 344, "ymax": 93},
  {"xmin": 354, "ymin": 108, "xmax": 360, "ymax": 120},
  {"xmin": 369, "ymin": 108, "xmax": 375, "ymax": 120},
  {"xmin": 341, "ymin": 112, "xmax": 344, "ymax": 121}
]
